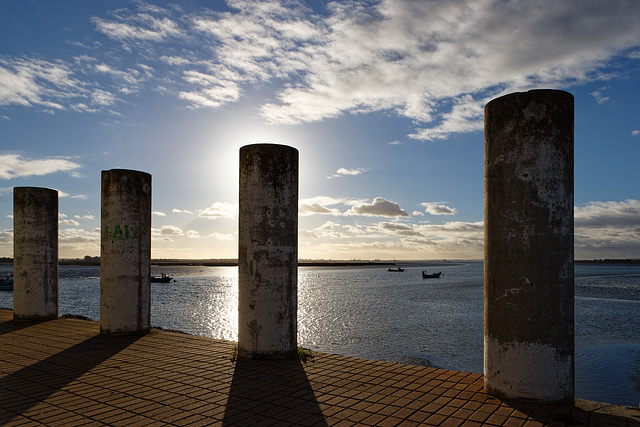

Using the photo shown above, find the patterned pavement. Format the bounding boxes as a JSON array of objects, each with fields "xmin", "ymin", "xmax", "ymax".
[{"xmin": 1, "ymin": 309, "xmax": 639, "ymax": 426}]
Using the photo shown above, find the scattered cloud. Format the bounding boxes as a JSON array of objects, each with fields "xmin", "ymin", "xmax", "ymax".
[
  {"xmin": 0, "ymin": 153, "xmax": 82, "ymax": 179},
  {"xmin": 378, "ymin": 222, "xmax": 423, "ymax": 237},
  {"xmin": 574, "ymin": 199, "xmax": 640, "ymax": 258},
  {"xmin": 152, "ymin": 211, "xmax": 166, "ymax": 216},
  {"xmin": 0, "ymin": 229, "xmax": 13, "ymax": 243},
  {"xmin": 159, "ymin": 224, "xmax": 183, "ymax": 235},
  {"xmin": 421, "ymin": 202, "xmax": 458, "ymax": 216},
  {"xmin": 208, "ymin": 232, "xmax": 234, "ymax": 241},
  {"xmin": 198, "ymin": 201, "xmax": 236, "ymax": 219},
  {"xmin": 632, "ymin": 130, "xmax": 640, "ymax": 136},
  {"xmin": 3, "ymin": 1, "xmax": 638, "ymax": 141},
  {"xmin": 346, "ymin": 197, "xmax": 409, "ymax": 217},
  {"xmin": 60, "ymin": 219, "xmax": 81, "ymax": 226},
  {"xmin": 589, "ymin": 87, "xmax": 610, "ymax": 104},
  {"xmin": 172, "ymin": 208, "xmax": 193, "ymax": 214},
  {"xmin": 327, "ymin": 167, "xmax": 369, "ymax": 179},
  {"xmin": 299, "ymin": 196, "xmax": 345, "ymax": 216},
  {"xmin": 186, "ymin": 230, "xmax": 201, "ymax": 239}
]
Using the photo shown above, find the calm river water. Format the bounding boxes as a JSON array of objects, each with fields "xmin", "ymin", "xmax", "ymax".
[{"xmin": 1, "ymin": 262, "xmax": 639, "ymax": 406}]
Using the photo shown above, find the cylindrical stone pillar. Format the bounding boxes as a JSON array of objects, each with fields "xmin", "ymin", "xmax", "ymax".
[
  {"xmin": 13, "ymin": 187, "xmax": 58, "ymax": 321},
  {"xmin": 238, "ymin": 144, "xmax": 298, "ymax": 359},
  {"xmin": 484, "ymin": 89, "xmax": 574, "ymax": 404},
  {"xmin": 100, "ymin": 169, "xmax": 151, "ymax": 335}
]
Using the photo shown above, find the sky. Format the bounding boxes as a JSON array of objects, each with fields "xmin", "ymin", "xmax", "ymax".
[{"xmin": 1, "ymin": 0, "xmax": 639, "ymax": 261}]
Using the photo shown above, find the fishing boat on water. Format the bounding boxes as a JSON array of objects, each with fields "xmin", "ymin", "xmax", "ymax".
[
  {"xmin": 0, "ymin": 272, "xmax": 13, "ymax": 290},
  {"xmin": 387, "ymin": 267, "xmax": 405, "ymax": 272},
  {"xmin": 422, "ymin": 271, "xmax": 442, "ymax": 279},
  {"xmin": 151, "ymin": 273, "xmax": 173, "ymax": 283}
]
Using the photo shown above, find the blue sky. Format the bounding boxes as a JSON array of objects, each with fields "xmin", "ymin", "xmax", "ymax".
[{"xmin": 1, "ymin": 0, "xmax": 639, "ymax": 260}]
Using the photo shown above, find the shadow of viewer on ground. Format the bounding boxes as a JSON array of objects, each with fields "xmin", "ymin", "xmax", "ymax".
[
  {"xmin": 0, "ymin": 321, "xmax": 141, "ymax": 425},
  {"xmin": 223, "ymin": 357, "xmax": 327, "ymax": 426}
]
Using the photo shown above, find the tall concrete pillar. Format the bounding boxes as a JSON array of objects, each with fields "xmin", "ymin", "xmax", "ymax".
[
  {"xmin": 13, "ymin": 187, "xmax": 58, "ymax": 321},
  {"xmin": 100, "ymin": 169, "xmax": 151, "ymax": 335},
  {"xmin": 484, "ymin": 89, "xmax": 574, "ymax": 404},
  {"xmin": 238, "ymin": 144, "xmax": 298, "ymax": 359}
]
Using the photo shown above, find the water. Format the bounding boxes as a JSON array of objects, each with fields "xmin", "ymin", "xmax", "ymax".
[{"xmin": 1, "ymin": 262, "xmax": 638, "ymax": 406}]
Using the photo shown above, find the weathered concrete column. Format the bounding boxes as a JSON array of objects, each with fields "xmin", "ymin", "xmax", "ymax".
[
  {"xmin": 484, "ymin": 89, "xmax": 574, "ymax": 404},
  {"xmin": 238, "ymin": 144, "xmax": 298, "ymax": 359},
  {"xmin": 13, "ymin": 187, "xmax": 58, "ymax": 321},
  {"xmin": 100, "ymin": 169, "xmax": 151, "ymax": 335}
]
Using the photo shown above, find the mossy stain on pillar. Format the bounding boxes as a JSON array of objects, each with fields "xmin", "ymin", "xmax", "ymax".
[{"xmin": 100, "ymin": 169, "xmax": 151, "ymax": 335}]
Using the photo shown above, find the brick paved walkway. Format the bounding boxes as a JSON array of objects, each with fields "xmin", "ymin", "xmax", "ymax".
[{"xmin": 1, "ymin": 308, "xmax": 639, "ymax": 426}]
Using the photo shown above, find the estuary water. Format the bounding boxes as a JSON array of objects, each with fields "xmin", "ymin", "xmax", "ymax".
[{"xmin": 1, "ymin": 262, "xmax": 639, "ymax": 406}]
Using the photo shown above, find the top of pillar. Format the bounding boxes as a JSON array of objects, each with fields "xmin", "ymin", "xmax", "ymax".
[
  {"xmin": 102, "ymin": 169, "xmax": 151, "ymax": 178},
  {"xmin": 13, "ymin": 186, "xmax": 58, "ymax": 194},
  {"xmin": 240, "ymin": 143, "xmax": 298, "ymax": 153},
  {"xmin": 486, "ymin": 89, "xmax": 573, "ymax": 109}
]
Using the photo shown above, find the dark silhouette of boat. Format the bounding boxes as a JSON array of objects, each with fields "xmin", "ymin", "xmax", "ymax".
[
  {"xmin": 151, "ymin": 273, "xmax": 173, "ymax": 283},
  {"xmin": 422, "ymin": 271, "xmax": 442, "ymax": 279},
  {"xmin": 0, "ymin": 272, "xmax": 13, "ymax": 290},
  {"xmin": 387, "ymin": 267, "xmax": 405, "ymax": 272}
]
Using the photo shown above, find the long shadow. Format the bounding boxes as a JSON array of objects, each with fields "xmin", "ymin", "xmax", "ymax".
[
  {"xmin": 0, "ymin": 318, "xmax": 50, "ymax": 336},
  {"xmin": 0, "ymin": 328, "xmax": 141, "ymax": 424},
  {"xmin": 223, "ymin": 358, "xmax": 328, "ymax": 426},
  {"xmin": 498, "ymin": 398, "xmax": 640, "ymax": 426}
]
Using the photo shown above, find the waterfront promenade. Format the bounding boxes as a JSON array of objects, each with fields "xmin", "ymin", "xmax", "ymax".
[{"xmin": 1, "ymin": 309, "xmax": 638, "ymax": 426}]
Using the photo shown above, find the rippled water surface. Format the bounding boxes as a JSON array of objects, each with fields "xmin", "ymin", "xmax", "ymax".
[{"xmin": 1, "ymin": 262, "xmax": 639, "ymax": 406}]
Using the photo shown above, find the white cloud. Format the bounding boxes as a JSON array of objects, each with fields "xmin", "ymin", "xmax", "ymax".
[
  {"xmin": 0, "ymin": 58, "xmax": 86, "ymax": 110},
  {"xmin": 60, "ymin": 219, "xmax": 81, "ymax": 226},
  {"xmin": 632, "ymin": 130, "xmax": 640, "ymax": 136},
  {"xmin": 299, "ymin": 196, "xmax": 345, "ymax": 216},
  {"xmin": 208, "ymin": 232, "xmax": 235, "ymax": 241},
  {"xmin": 172, "ymin": 208, "xmax": 193, "ymax": 214},
  {"xmin": 198, "ymin": 201, "xmax": 237, "ymax": 219},
  {"xmin": 421, "ymin": 202, "xmax": 458, "ymax": 216},
  {"xmin": 159, "ymin": 225, "xmax": 183, "ymax": 235},
  {"xmin": 589, "ymin": 87, "xmax": 610, "ymax": 104},
  {"xmin": 92, "ymin": 8, "xmax": 181, "ymax": 42},
  {"xmin": 0, "ymin": 229, "xmax": 13, "ymax": 243},
  {"xmin": 74, "ymin": 214, "xmax": 95, "ymax": 220},
  {"xmin": 327, "ymin": 167, "xmax": 369, "ymax": 179},
  {"xmin": 378, "ymin": 222, "xmax": 423, "ymax": 237},
  {"xmin": 186, "ymin": 230, "xmax": 201, "ymax": 239},
  {"xmin": 0, "ymin": 154, "xmax": 82, "ymax": 179},
  {"xmin": 346, "ymin": 197, "xmax": 410, "ymax": 217},
  {"xmin": 152, "ymin": 211, "xmax": 166, "ymax": 216}
]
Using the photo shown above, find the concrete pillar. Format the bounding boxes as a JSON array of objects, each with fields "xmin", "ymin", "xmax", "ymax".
[
  {"xmin": 13, "ymin": 187, "xmax": 58, "ymax": 321},
  {"xmin": 238, "ymin": 144, "xmax": 298, "ymax": 359},
  {"xmin": 484, "ymin": 89, "xmax": 574, "ymax": 404},
  {"xmin": 100, "ymin": 169, "xmax": 151, "ymax": 335}
]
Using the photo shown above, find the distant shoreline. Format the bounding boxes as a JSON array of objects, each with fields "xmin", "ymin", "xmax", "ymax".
[{"xmin": 1, "ymin": 258, "xmax": 639, "ymax": 267}]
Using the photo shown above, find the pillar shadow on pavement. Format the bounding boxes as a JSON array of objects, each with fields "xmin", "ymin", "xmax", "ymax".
[
  {"xmin": 223, "ymin": 358, "xmax": 327, "ymax": 426},
  {"xmin": 498, "ymin": 398, "xmax": 640, "ymax": 426},
  {"xmin": 0, "ymin": 328, "xmax": 141, "ymax": 424}
]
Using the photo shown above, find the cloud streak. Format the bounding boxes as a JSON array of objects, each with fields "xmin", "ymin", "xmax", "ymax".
[{"xmin": 0, "ymin": 154, "xmax": 81, "ymax": 179}]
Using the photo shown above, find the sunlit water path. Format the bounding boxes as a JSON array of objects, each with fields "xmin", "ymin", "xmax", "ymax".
[{"xmin": 1, "ymin": 262, "xmax": 638, "ymax": 406}]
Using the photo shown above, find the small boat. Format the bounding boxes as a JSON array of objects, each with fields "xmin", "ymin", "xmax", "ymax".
[
  {"xmin": 151, "ymin": 273, "xmax": 173, "ymax": 283},
  {"xmin": 422, "ymin": 271, "xmax": 442, "ymax": 279},
  {"xmin": 388, "ymin": 267, "xmax": 405, "ymax": 272},
  {"xmin": 0, "ymin": 272, "xmax": 13, "ymax": 290}
]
